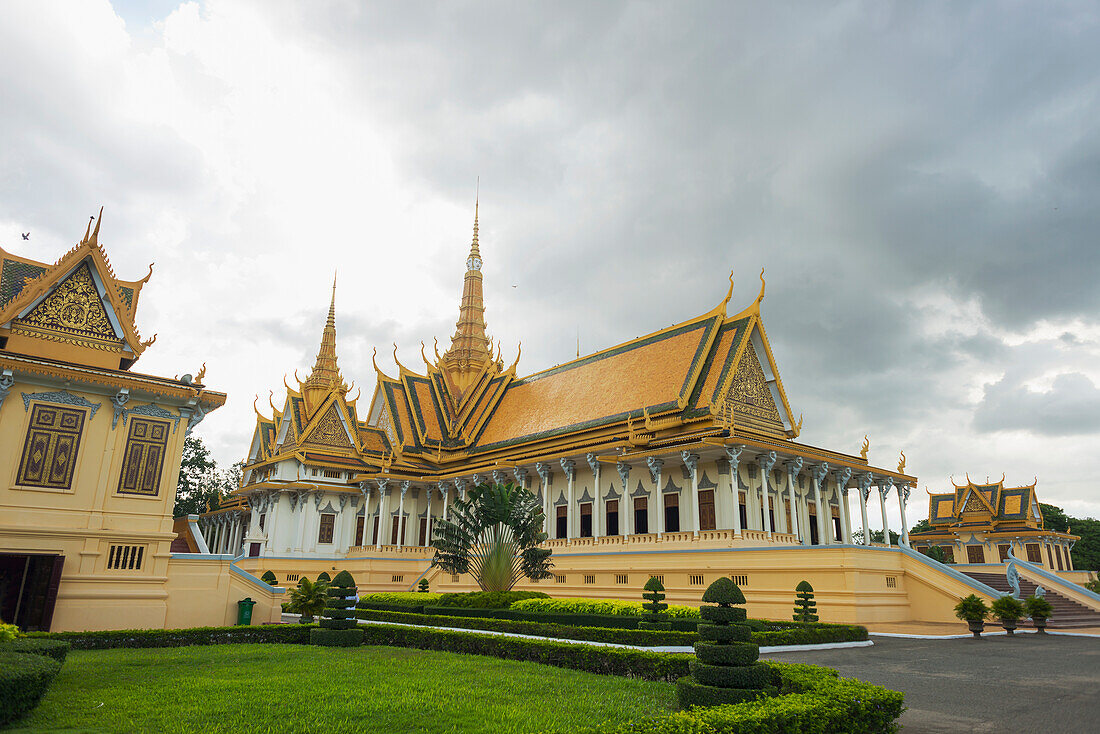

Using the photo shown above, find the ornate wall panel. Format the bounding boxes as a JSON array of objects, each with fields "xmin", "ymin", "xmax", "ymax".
[
  {"xmin": 726, "ymin": 341, "xmax": 782, "ymax": 424},
  {"xmin": 16, "ymin": 404, "xmax": 86, "ymax": 489},
  {"xmin": 12, "ymin": 261, "xmax": 124, "ymax": 351},
  {"xmin": 117, "ymin": 418, "xmax": 170, "ymax": 496}
]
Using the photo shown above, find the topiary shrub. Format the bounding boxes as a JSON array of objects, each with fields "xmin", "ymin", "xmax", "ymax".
[
  {"xmin": 0, "ymin": 638, "xmax": 70, "ymax": 663},
  {"xmin": 317, "ymin": 572, "xmax": 331, "ymax": 583},
  {"xmin": 260, "ymin": 571, "xmax": 277, "ymax": 586},
  {"xmin": 792, "ymin": 580, "xmax": 819, "ymax": 622},
  {"xmin": 418, "ymin": 578, "xmax": 430, "ymax": 593},
  {"xmin": 678, "ymin": 577, "xmax": 772, "ymax": 709},
  {"xmin": 310, "ymin": 570, "xmax": 363, "ymax": 647},
  {"xmin": 436, "ymin": 591, "xmax": 549, "ymax": 609},
  {"xmin": 638, "ymin": 576, "xmax": 671, "ymax": 630},
  {"xmin": 0, "ymin": 652, "xmax": 62, "ymax": 726}
]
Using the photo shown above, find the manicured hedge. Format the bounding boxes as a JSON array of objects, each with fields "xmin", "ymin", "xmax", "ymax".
[
  {"xmin": 0, "ymin": 638, "xmax": 71, "ymax": 663},
  {"xmin": 355, "ymin": 608, "xmax": 698, "ymax": 646},
  {"xmin": 592, "ymin": 661, "xmax": 904, "ymax": 733},
  {"xmin": 357, "ymin": 623, "xmax": 693, "ymax": 681},
  {"xmin": 434, "ymin": 591, "xmax": 550, "ymax": 609},
  {"xmin": 510, "ymin": 597, "xmax": 702, "ymax": 619},
  {"xmin": 24, "ymin": 624, "xmax": 314, "ymax": 650},
  {"xmin": 0, "ymin": 652, "xmax": 62, "ymax": 726},
  {"xmin": 357, "ymin": 592, "xmax": 443, "ymax": 607}
]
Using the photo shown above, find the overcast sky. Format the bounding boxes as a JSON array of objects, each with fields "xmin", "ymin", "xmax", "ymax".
[{"xmin": 2, "ymin": 1, "xmax": 1098, "ymax": 527}]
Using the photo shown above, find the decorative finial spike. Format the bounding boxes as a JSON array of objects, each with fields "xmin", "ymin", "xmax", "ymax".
[{"xmin": 90, "ymin": 206, "xmax": 103, "ymax": 245}]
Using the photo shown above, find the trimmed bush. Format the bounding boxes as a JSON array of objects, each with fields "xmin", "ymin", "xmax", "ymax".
[
  {"xmin": 592, "ymin": 662, "xmax": 905, "ymax": 733},
  {"xmin": 311, "ymin": 570, "xmax": 363, "ymax": 647},
  {"xmin": 356, "ymin": 608, "xmax": 697, "ymax": 646},
  {"xmin": 418, "ymin": 578, "xmax": 430, "ymax": 592},
  {"xmin": 694, "ymin": 642, "xmax": 759, "ymax": 666},
  {"xmin": 316, "ymin": 572, "xmax": 331, "ymax": 583},
  {"xmin": 358, "ymin": 592, "xmax": 443, "ymax": 607},
  {"xmin": 678, "ymin": 577, "xmax": 768, "ymax": 710},
  {"xmin": 0, "ymin": 638, "xmax": 70, "ymax": 663},
  {"xmin": 690, "ymin": 661, "xmax": 772, "ymax": 688},
  {"xmin": 793, "ymin": 580, "xmax": 818, "ymax": 622},
  {"xmin": 357, "ymin": 623, "xmax": 693, "ymax": 681},
  {"xmin": 700, "ymin": 606, "xmax": 747, "ymax": 624},
  {"xmin": 0, "ymin": 623, "xmax": 18, "ymax": 643},
  {"xmin": 639, "ymin": 577, "xmax": 671, "ymax": 630},
  {"xmin": 510, "ymin": 597, "xmax": 701, "ymax": 618},
  {"xmin": 25, "ymin": 624, "xmax": 314, "ymax": 650},
  {"xmin": 260, "ymin": 571, "xmax": 277, "ymax": 585},
  {"xmin": 435, "ymin": 591, "xmax": 550, "ymax": 609},
  {"xmin": 0, "ymin": 652, "xmax": 62, "ymax": 726}
]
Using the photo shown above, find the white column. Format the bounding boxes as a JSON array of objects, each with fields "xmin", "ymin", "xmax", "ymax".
[
  {"xmin": 424, "ymin": 487, "xmax": 433, "ymax": 547},
  {"xmin": 759, "ymin": 452, "xmax": 776, "ymax": 536},
  {"xmin": 683, "ymin": 452, "xmax": 700, "ymax": 536},
  {"xmin": 878, "ymin": 477, "xmax": 893, "ymax": 546},
  {"xmin": 835, "ymin": 468, "xmax": 852, "ymax": 544},
  {"xmin": 561, "ymin": 459, "xmax": 576, "ymax": 540},
  {"xmin": 375, "ymin": 480, "xmax": 388, "ymax": 549},
  {"xmin": 725, "ymin": 446, "xmax": 743, "ymax": 536},
  {"xmin": 810, "ymin": 463, "xmax": 828, "ymax": 546},
  {"xmin": 536, "ymin": 463, "xmax": 552, "ymax": 536},
  {"xmin": 617, "ymin": 462, "xmax": 631, "ymax": 537},
  {"xmin": 397, "ymin": 481, "xmax": 409, "ymax": 549},
  {"xmin": 441, "ymin": 483, "xmax": 450, "ymax": 522},
  {"xmin": 785, "ymin": 458, "xmax": 803, "ymax": 543},
  {"xmin": 858, "ymin": 473, "xmax": 872, "ymax": 545},
  {"xmin": 586, "ymin": 455, "xmax": 602, "ymax": 537},
  {"xmin": 647, "ymin": 457, "xmax": 664, "ymax": 538},
  {"xmin": 897, "ymin": 483, "xmax": 911, "ymax": 547}
]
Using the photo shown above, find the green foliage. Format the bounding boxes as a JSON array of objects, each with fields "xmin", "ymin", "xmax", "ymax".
[
  {"xmin": 0, "ymin": 623, "xmax": 19, "ymax": 643},
  {"xmin": 0, "ymin": 652, "xmax": 61, "ymax": 726},
  {"xmin": 990, "ymin": 595, "xmax": 1025, "ymax": 622},
  {"xmin": 954, "ymin": 594, "xmax": 990, "ymax": 622},
  {"xmin": 24, "ymin": 624, "xmax": 315, "ymax": 649},
  {"xmin": 599, "ymin": 662, "xmax": 905, "ymax": 734},
  {"xmin": 435, "ymin": 591, "xmax": 550, "ymax": 609},
  {"xmin": 852, "ymin": 528, "xmax": 900, "ymax": 545},
  {"xmin": 418, "ymin": 578, "xmax": 430, "ymax": 592},
  {"xmin": 690, "ymin": 661, "xmax": 772, "ymax": 688},
  {"xmin": 792, "ymin": 580, "xmax": 818, "ymax": 623},
  {"xmin": 510, "ymin": 597, "xmax": 700, "ymax": 618},
  {"xmin": 923, "ymin": 545, "xmax": 951, "ymax": 563},
  {"xmin": 697, "ymin": 624, "xmax": 752, "ymax": 643},
  {"xmin": 675, "ymin": 677, "xmax": 770, "ymax": 708},
  {"xmin": 700, "ymin": 606, "xmax": 747, "ymax": 624},
  {"xmin": 431, "ymin": 481, "xmax": 553, "ymax": 591},
  {"xmin": 908, "ymin": 518, "xmax": 932, "ymax": 535},
  {"xmin": 1040, "ymin": 504, "xmax": 1100, "ymax": 571},
  {"xmin": 314, "ymin": 569, "xmax": 363, "ymax": 646},
  {"xmin": 0, "ymin": 638, "xmax": 70, "ymax": 663},
  {"xmin": 701, "ymin": 577, "xmax": 746, "ymax": 606},
  {"xmin": 288, "ymin": 577, "xmax": 329, "ymax": 623},
  {"xmin": 1040, "ymin": 503, "xmax": 1071, "ymax": 532},
  {"xmin": 260, "ymin": 571, "xmax": 277, "ymax": 586},
  {"xmin": 309, "ymin": 628, "xmax": 364, "ymax": 646},
  {"xmin": 317, "ymin": 572, "xmax": 332, "ymax": 583},
  {"xmin": 1024, "ymin": 595, "xmax": 1054, "ymax": 619},
  {"xmin": 1085, "ymin": 578, "xmax": 1100, "ymax": 593},
  {"xmin": 693, "ymin": 642, "xmax": 759, "ymax": 666},
  {"xmin": 358, "ymin": 592, "xmax": 443, "ymax": 607},
  {"xmin": 355, "ymin": 608, "xmax": 698, "ymax": 646},
  {"xmin": 640, "ymin": 577, "xmax": 670, "ymax": 629},
  {"xmin": 357, "ymin": 623, "xmax": 693, "ymax": 682},
  {"xmin": 173, "ymin": 436, "xmax": 244, "ymax": 517}
]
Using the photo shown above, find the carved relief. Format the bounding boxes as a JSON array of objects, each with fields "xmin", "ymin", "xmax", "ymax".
[
  {"xmin": 118, "ymin": 418, "xmax": 169, "ymax": 496},
  {"xmin": 14, "ymin": 262, "xmax": 122, "ymax": 349},
  {"xmin": 726, "ymin": 341, "xmax": 782, "ymax": 424},
  {"xmin": 16, "ymin": 404, "xmax": 85, "ymax": 489},
  {"xmin": 377, "ymin": 404, "xmax": 396, "ymax": 445},
  {"xmin": 304, "ymin": 402, "xmax": 352, "ymax": 448}
]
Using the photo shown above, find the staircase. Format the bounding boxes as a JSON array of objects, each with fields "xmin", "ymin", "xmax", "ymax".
[{"xmin": 962, "ymin": 571, "xmax": 1100, "ymax": 629}]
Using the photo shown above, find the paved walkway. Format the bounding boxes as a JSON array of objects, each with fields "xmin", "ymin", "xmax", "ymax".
[{"xmin": 762, "ymin": 634, "xmax": 1100, "ymax": 733}]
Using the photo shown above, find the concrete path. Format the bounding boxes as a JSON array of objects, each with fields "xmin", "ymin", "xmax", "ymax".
[{"xmin": 762, "ymin": 634, "xmax": 1100, "ymax": 734}]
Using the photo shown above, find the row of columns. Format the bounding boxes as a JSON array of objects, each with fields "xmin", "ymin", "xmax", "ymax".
[{"xmin": 199, "ymin": 512, "xmax": 246, "ymax": 555}]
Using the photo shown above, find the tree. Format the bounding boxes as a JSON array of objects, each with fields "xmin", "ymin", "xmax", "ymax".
[
  {"xmin": 852, "ymin": 528, "xmax": 900, "ymax": 545},
  {"xmin": 1040, "ymin": 503, "xmax": 1071, "ymax": 532},
  {"xmin": 430, "ymin": 482, "xmax": 553, "ymax": 592},
  {"xmin": 909, "ymin": 519, "xmax": 932, "ymax": 535},
  {"xmin": 288, "ymin": 577, "xmax": 328, "ymax": 624},
  {"xmin": 173, "ymin": 435, "xmax": 222, "ymax": 517},
  {"xmin": 1041, "ymin": 504, "xmax": 1100, "ymax": 572},
  {"xmin": 923, "ymin": 546, "xmax": 951, "ymax": 564}
]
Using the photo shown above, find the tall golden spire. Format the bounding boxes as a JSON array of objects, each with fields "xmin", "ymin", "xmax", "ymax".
[
  {"xmin": 440, "ymin": 191, "xmax": 494, "ymax": 394},
  {"xmin": 302, "ymin": 273, "xmax": 344, "ymax": 409}
]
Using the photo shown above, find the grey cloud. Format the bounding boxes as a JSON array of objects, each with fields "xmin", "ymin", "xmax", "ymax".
[{"xmin": 974, "ymin": 372, "xmax": 1100, "ymax": 436}]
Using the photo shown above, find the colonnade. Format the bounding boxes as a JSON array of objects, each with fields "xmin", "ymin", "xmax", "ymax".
[{"xmin": 198, "ymin": 511, "xmax": 247, "ymax": 555}]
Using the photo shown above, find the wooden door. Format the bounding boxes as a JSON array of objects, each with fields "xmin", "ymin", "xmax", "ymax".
[{"xmin": 698, "ymin": 490, "xmax": 715, "ymax": 531}]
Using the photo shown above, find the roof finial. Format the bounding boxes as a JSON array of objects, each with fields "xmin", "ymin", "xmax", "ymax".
[
  {"xmin": 90, "ymin": 206, "xmax": 103, "ymax": 246},
  {"xmin": 470, "ymin": 177, "xmax": 480, "ymax": 262}
]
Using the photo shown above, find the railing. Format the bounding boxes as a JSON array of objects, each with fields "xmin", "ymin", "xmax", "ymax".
[
  {"xmin": 538, "ymin": 529, "xmax": 806, "ymax": 549},
  {"xmin": 899, "ymin": 544, "xmax": 1005, "ymax": 598},
  {"xmin": 1008, "ymin": 552, "xmax": 1100, "ymax": 608},
  {"xmin": 346, "ymin": 545, "xmax": 434, "ymax": 556}
]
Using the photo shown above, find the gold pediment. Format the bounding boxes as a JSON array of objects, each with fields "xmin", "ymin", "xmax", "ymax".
[
  {"xmin": 11, "ymin": 262, "xmax": 124, "ymax": 351},
  {"xmin": 727, "ymin": 341, "xmax": 782, "ymax": 424},
  {"xmin": 303, "ymin": 402, "xmax": 353, "ymax": 449}
]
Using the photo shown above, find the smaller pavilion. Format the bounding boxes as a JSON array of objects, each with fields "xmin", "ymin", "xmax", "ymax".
[{"xmin": 910, "ymin": 476, "xmax": 1078, "ymax": 573}]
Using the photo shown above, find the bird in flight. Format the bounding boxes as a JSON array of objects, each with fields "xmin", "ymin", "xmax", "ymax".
[{"xmin": 21, "ymin": 232, "xmax": 29, "ymax": 240}]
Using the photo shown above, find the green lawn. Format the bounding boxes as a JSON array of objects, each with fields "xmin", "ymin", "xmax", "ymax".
[{"xmin": 8, "ymin": 644, "xmax": 676, "ymax": 733}]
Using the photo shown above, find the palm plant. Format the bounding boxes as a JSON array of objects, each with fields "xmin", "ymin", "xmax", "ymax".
[
  {"xmin": 288, "ymin": 577, "xmax": 328, "ymax": 623},
  {"xmin": 430, "ymin": 482, "xmax": 553, "ymax": 592}
]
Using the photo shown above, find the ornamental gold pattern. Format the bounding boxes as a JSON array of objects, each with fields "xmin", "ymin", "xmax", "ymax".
[
  {"xmin": 727, "ymin": 341, "xmax": 782, "ymax": 424},
  {"xmin": 304, "ymin": 403, "xmax": 353, "ymax": 449},
  {"xmin": 16, "ymin": 404, "xmax": 85, "ymax": 490},
  {"xmin": 14, "ymin": 262, "xmax": 123, "ymax": 350},
  {"xmin": 117, "ymin": 417, "xmax": 169, "ymax": 496}
]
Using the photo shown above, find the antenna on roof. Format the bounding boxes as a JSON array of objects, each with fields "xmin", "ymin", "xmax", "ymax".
[{"xmin": 576, "ymin": 327, "xmax": 580, "ymax": 358}]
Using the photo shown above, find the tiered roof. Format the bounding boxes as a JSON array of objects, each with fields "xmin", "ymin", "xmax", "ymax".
[{"xmin": 923, "ymin": 476, "xmax": 1044, "ymax": 531}]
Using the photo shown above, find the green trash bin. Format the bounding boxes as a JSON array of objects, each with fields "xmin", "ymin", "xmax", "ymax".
[{"xmin": 236, "ymin": 597, "xmax": 256, "ymax": 626}]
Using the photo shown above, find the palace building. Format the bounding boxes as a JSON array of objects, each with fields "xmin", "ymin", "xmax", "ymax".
[
  {"xmin": 0, "ymin": 212, "xmax": 281, "ymax": 632},
  {"xmin": 211, "ymin": 204, "xmax": 1098, "ymax": 626}
]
